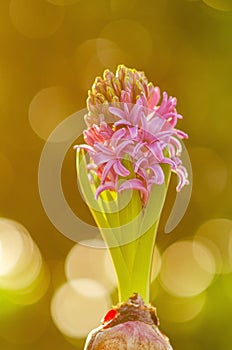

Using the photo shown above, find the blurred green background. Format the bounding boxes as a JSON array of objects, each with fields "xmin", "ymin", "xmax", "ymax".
[{"xmin": 0, "ymin": 0, "xmax": 232, "ymax": 349}]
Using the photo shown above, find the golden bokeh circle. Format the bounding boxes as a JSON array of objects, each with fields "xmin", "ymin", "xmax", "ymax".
[
  {"xmin": 96, "ymin": 38, "xmax": 127, "ymax": 69},
  {"xmin": 99, "ymin": 19, "xmax": 153, "ymax": 66},
  {"xmin": 51, "ymin": 279, "xmax": 111, "ymax": 338},
  {"xmin": 9, "ymin": 0, "xmax": 64, "ymax": 38},
  {"xmin": 195, "ymin": 218, "xmax": 232, "ymax": 273},
  {"xmin": 73, "ymin": 39, "xmax": 107, "ymax": 91},
  {"xmin": 65, "ymin": 244, "xmax": 117, "ymax": 291},
  {"xmin": 159, "ymin": 240, "xmax": 216, "ymax": 297},
  {"xmin": 157, "ymin": 291, "xmax": 206, "ymax": 323},
  {"xmin": 29, "ymin": 86, "xmax": 76, "ymax": 141},
  {"xmin": 0, "ymin": 219, "xmax": 24, "ymax": 277},
  {"xmin": 0, "ymin": 218, "xmax": 43, "ymax": 291}
]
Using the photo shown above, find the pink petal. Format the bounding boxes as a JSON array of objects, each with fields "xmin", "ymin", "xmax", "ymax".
[
  {"xmin": 101, "ymin": 159, "xmax": 115, "ymax": 183},
  {"xmin": 74, "ymin": 144, "xmax": 94, "ymax": 152},
  {"xmin": 111, "ymin": 128, "xmax": 126, "ymax": 146},
  {"xmin": 109, "ymin": 107, "xmax": 128, "ymax": 121},
  {"xmin": 147, "ymin": 116, "xmax": 166, "ymax": 133},
  {"xmin": 134, "ymin": 157, "xmax": 148, "ymax": 173},
  {"xmin": 170, "ymin": 136, "xmax": 182, "ymax": 156},
  {"xmin": 120, "ymin": 90, "xmax": 132, "ymax": 103},
  {"xmin": 94, "ymin": 143, "xmax": 113, "ymax": 156},
  {"xmin": 133, "ymin": 142, "xmax": 146, "ymax": 156},
  {"xmin": 130, "ymin": 103, "xmax": 143, "ymax": 125},
  {"xmin": 128, "ymin": 125, "xmax": 138, "ymax": 139},
  {"xmin": 95, "ymin": 182, "xmax": 116, "ymax": 199},
  {"xmin": 149, "ymin": 164, "xmax": 164, "ymax": 184},
  {"xmin": 146, "ymin": 142, "xmax": 164, "ymax": 161},
  {"xmin": 116, "ymin": 140, "xmax": 134, "ymax": 156},
  {"xmin": 176, "ymin": 129, "xmax": 188, "ymax": 139},
  {"xmin": 165, "ymin": 114, "xmax": 177, "ymax": 127},
  {"xmin": 148, "ymin": 86, "xmax": 160, "ymax": 108},
  {"xmin": 93, "ymin": 153, "xmax": 114, "ymax": 165},
  {"xmin": 114, "ymin": 120, "xmax": 132, "ymax": 127},
  {"xmin": 176, "ymin": 167, "xmax": 188, "ymax": 192},
  {"xmin": 155, "ymin": 130, "xmax": 173, "ymax": 140},
  {"xmin": 156, "ymin": 92, "xmax": 168, "ymax": 115},
  {"xmin": 119, "ymin": 179, "xmax": 148, "ymax": 198},
  {"xmin": 83, "ymin": 130, "xmax": 95, "ymax": 146},
  {"xmin": 113, "ymin": 161, "xmax": 130, "ymax": 177},
  {"xmin": 161, "ymin": 157, "xmax": 176, "ymax": 169},
  {"xmin": 136, "ymin": 93, "xmax": 148, "ymax": 107}
]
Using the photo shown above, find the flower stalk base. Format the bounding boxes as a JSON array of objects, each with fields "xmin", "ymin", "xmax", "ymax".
[{"xmin": 84, "ymin": 294, "xmax": 173, "ymax": 350}]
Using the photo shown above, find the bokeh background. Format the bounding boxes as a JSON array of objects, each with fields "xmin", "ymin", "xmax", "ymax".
[{"xmin": 0, "ymin": 0, "xmax": 232, "ymax": 349}]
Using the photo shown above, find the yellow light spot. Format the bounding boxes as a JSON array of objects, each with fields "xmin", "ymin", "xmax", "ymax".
[
  {"xmin": 96, "ymin": 38, "xmax": 127, "ymax": 69},
  {"xmin": 0, "ymin": 218, "xmax": 42, "ymax": 291},
  {"xmin": 0, "ymin": 220, "xmax": 23, "ymax": 276},
  {"xmin": 99, "ymin": 20, "xmax": 153, "ymax": 66},
  {"xmin": 195, "ymin": 218, "xmax": 232, "ymax": 273},
  {"xmin": 9, "ymin": 0, "xmax": 64, "ymax": 39},
  {"xmin": 159, "ymin": 240, "xmax": 216, "ymax": 297},
  {"xmin": 51, "ymin": 279, "xmax": 111, "ymax": 338},
  {"xmin": 73, "ymin": 39, "xmax": 105, "ymax": 91},
  {"xmin": 8, "ymin": 262, "xmax": 50, "ymax": 305},
  {"xmin": 157, "ymin": 291, "xmax": 206, "ymax": 323},
  {"xmin": 202, "ymin": 0, "xmax": 232, "ymax": 11},
  {"xmin": 65, "ymin": 244, "xmax": 117, "ymax": 291},
  {"xmin": 29, "ymin": 86, "xmax": 76, "ymax": 141}
]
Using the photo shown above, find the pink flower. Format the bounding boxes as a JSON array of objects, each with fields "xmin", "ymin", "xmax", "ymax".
[
  {"xmin": 83, "ymin": 121, "xmax": 113, "ymax": 146},
  {"xmin": 76, "ymin": 65, "xmax": 189, "ymax": 206}
]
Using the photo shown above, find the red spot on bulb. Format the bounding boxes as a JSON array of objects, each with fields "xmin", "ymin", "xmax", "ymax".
[{"xmin": 102, "ymin": 309, "xmax": 117, "ymax": 324}]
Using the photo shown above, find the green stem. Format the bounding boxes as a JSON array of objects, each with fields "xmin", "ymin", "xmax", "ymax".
[
  {"xmin": 130, "ymin": 221, "xmax": 159, "ymax": 303},
  {"xmin": 108, "ymin": 220, "xmax": 159, "ymax": 304},
  {"xmin": 76, "ymin": 149, "xmax": 171, "ymax": 304},
  {"xmin": 109, "ymin": 165, "xmax": 171, "ymax": 304}
]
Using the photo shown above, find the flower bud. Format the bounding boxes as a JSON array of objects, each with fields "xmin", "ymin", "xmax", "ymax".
[{"xmin": 84, "ymin": 294, "xmax": 173, "ymax": 350}]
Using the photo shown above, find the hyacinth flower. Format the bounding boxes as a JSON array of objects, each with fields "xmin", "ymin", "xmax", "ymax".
[{"xmin": 75, "ymin": 65, "xmax": 189, "ymax": 350}]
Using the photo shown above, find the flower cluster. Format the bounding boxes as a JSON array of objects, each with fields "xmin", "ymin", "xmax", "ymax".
[{"xmin": 76, "ymin": 65, "xmax": 189, "ymax": 206}]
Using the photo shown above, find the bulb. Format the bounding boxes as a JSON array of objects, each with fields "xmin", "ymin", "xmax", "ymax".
[{"xmin": 84, "ymin": 294, "xmax": 173, "ymax": 350}]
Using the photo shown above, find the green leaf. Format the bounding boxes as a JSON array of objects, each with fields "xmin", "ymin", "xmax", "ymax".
[
  {"xmin": 76, "ymin": 150, "xmax": 171, "ymax": 303},
  {"xmin": 76, "ymin": 149, "xmax": 132, "ymax": 300}
]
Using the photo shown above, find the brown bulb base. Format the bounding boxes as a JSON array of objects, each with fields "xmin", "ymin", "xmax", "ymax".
[{"xmin": 84, "ymin": 294, "xmax": 173, "ymax": 350}]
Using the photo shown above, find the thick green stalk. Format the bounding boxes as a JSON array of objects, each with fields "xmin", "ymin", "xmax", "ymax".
[
  {"xmin": 130, "ymin": 221, "xmax": 159, "ymax": 303},
  {"xmin": 76, "ymin": 149, "xmax": 171, "ymax": 304},
  {"xmin": 76, "ymin": 149, "xmax": 132, "ymax": 293},
  {"xmin": 102, "ymin": 188, "xmax": 142, "ymax": 302},
  {"xmin": 111, "ymin": 164, "xmax": 171, "ymax": 304}
]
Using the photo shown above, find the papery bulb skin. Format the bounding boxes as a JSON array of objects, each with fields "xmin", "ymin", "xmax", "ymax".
[{"xmin": 84, "ymin": 294, "xmax": 173, "ymax": 350}]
